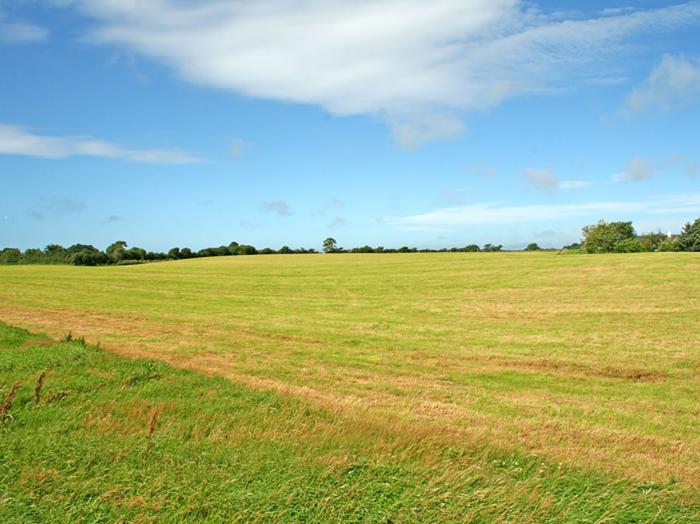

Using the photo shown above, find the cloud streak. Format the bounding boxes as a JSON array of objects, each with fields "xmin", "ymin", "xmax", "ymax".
[
  {"xmin": 524, "ymin": 168, "xmax": 592, "ymax": 190},
  {"xmin": 59, "ymin": 1, "xmax": 700, "ymax": 145},
  {"xmin": 628, "ymin": 54, "xmax": 700, "ymax": 112},
  {"xmin": 0, "ymin": 7, "xmax": 48, "ymax": 44},
  {"xmin": 0, "ymin": 123, "xmax": 203, "ymax": 164},
  {"xmin": 387, "ymin": 193, "xmax": 700, "ymax": 229}
]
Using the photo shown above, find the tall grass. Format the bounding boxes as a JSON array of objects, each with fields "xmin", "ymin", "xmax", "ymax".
[{"xmin": 1, "ymin": 322, "xmax": 698, "ymax": 522}]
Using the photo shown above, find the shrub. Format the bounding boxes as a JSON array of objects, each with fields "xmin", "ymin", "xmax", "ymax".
[
  {"xmin": 657, "ymin": 240, "xmax": 679, "ymax": 252},
  {"xmin": 614, "ymin": 239, "xmax": 643, "ymax": 253}
]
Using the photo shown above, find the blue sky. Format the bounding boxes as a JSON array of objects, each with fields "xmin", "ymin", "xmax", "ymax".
[{"xmin": 1, "ymin": 0, "xmax": 699, "ymax": 251}]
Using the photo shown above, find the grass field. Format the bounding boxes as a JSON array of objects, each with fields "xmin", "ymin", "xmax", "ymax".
[{"xmin": 1, "ymin": 252, "xmax": 699, "ymax": 520}]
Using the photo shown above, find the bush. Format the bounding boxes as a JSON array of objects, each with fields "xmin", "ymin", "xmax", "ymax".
[
  {"xmin": 638, "ymin": 233, "xmax": 666, "ymax": 252},
  {"xmin": 657, "ymin": 240, "xmax": 679, "ymax": 252},
  {"xmin": 614, "ymin": 239, "xmax": 643, "ymax": 253}
]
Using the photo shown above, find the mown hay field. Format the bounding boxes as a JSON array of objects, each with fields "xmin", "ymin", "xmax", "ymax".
[{"xmin": 1, "ymin": 252, "xmax": 699, "ymax": 520}]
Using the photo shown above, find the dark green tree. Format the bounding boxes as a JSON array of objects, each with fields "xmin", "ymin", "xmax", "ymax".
[
  {"xmin": 582, "ymin": 221, "xmax": 635, "ymax": 253},
  {"xmin": 677, "ymin": 218, "xmax": 700, "ymax": 251},
  {"xmin": 323, "ymin": 237, "xmax": 338, "ymax": 253},
  {"xmin": 106, "ymin": 240, "xmax": 128, "ymax": 261}
]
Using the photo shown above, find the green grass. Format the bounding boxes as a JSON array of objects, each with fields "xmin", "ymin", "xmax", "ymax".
[
  {"xmin": 1, "ymin": 322, "xmax": 698, "ymax": 522},
  {"xmin": 0, "ymin": 252, "xmax": 699, "ymax": 520}
]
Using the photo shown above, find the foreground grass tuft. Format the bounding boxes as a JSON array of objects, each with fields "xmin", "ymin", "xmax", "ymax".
[{"xmin": 1, "ymin": 322, "xmax": 698, "ymax": 522}]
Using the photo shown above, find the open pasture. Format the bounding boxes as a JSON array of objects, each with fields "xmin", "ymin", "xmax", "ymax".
[{"xmin": 1, "ymin": 252, "xmax": 699, "ymax": 520}]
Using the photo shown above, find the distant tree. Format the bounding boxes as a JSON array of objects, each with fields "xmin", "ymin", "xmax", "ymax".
[
  {"xmin": 279, "ymin": 245, "xmax": 292, "ymax": 254},
  {"xmin": 525, "ymin": 243, "xmax": 541, "ymax": 251},
  {"xmin": 464, "ymin": 244, "xmax": 480, "ymax": 252},
  {"xmin": 677, "ymin": 218, "xmax": 700, "ymax": 251},
  {"xmin": 582, "ymin": 221, "xmax": 635, "ymax": 253},
  {"xmin": 180, "ymin": 247, "xmax": 193, "ymax": 259},
  {"xmin": 124, "ymin": 247, "xmax": 146, "ymax": 261},
  {"xmin": 228, "ymin": 241, "xmax": 240, "ymax": 255},
  {"xmin": 323, "ymin": 237, "xmax": 338, "ymax": 253},
  {"xmin": 168, "ymin": 247, "xmax": 181, "ymax": 259},
  {"xmin": 106, "ymin": 240, "xmax": 128, "ymax": 261},
  {"xmin": 235, "ymin": 244, "xmax": 257, "ymax": 255},
  {"xmin": 67, "ymin": 244, "xmax": 99, "ymax": 254},
  {"xmin": 562, "ymin": 242, "xmax": 581, "ymax": 250},
  {"xmin": 260, "ymin": 248, "xmax": 277, "ymax": 255},
  {"xmin": 0, "ymin": 248, "xmax": 21, "ymax": 264},
  {"xmin": 71, "ymin": 249, "xmax": 109, "ymax": 266},
  {"xmin": 45, "ymin": 244, "xmax": 66, "ymax": 254},
  {"xmin": 482, "ymin": 244, "xmax": 502, "ymax": 252}
]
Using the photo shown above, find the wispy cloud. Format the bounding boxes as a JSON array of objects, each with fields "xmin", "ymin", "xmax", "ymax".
[
  {"xmin": 628, "ymin": 54, "xmax": 700, "ymax": 112},
  {"xmin": 0, "ymin": 123, "xmax": 204, "ymax": 164},
  {"xmin": 524, "ymin": 168, "xmax": 558, "ymax": 190},
  {"xmin": 391, "ymin": 114, "xmax": 465, "ymax": 150},
  {"xmin": 0, "ymin": 8, "xmax": 48, "ymax": 44},
  {"xmin": 27, "ymin": 197, "xmax": 86, "ymax": 221},
  {"xmin": 57, "ymin": 1, "xmax": 700, "ymax": 146},
  {"xmin": 524, "ymin": 168, "xmax": 591, "ymax": 190},
  {"xmin": 666, "ymin": 154, "xmax": 699, "ymax": 177},
  {"xmin": 387, "ymin": 193, "xmax": 700, "ymax": 230},
  {"xmin": 559, "ymin": 179, "xmax": 592, "ymax": 189},
  {"xmin": 230, "ymin": 137, "xmax": 250, "ymax": 157},
  {"xmin": 613, "ymin": 156, "xmax": 653, "ymax": 183},
  {"xmin": 102, "ymin": 214, "xmax": 123, "ymax": 224},
  {"xmin": 262, "ymin": 200, "xmax": 292, "ymax": 217},
  {"xmin": 329, "ymin": 217, "xmax": 347, "ymax": 229}
]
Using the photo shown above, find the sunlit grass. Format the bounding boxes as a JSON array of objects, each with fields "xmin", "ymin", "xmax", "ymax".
[
  {"xmin": 0, "ymin": 252, "xmax": 698, "ymax": 513},
  {"xmin": 1, "ymin": 323, "xmax": 698, "ymax": 522}
]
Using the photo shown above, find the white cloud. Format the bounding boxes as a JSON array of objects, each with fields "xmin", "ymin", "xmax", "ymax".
[
  {"xmin": 628, "ymin": 54, "xmax": 700, "ymax": 111},
  {"xmin": 524, "ymin": 168, "xmax": 558, "ymax": 189},
  {"xmin": 386, "ymin": 193, "xmax": 700, "ymax": 229},
  {"xmin": 523, "ymin": 170, "xmax": 591, "ymax": 190},
  {"xmin": 613, "ymin": 156, "xmax": 653, "ymax": 182},
  {"xmin": 0, "ymin": 123, "xmax": 203, "ymax": 164},
  {"xmin": 57, "ymin": 1, "xmax": 700, "ymax": 145},
  {"xmin": 559, "ymin": 179, "xmax": 592, "ymax": 189}
]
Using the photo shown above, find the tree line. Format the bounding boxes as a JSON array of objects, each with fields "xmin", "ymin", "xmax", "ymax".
[
  {"xmin": 580, "ymin": 217, "xmax": 700, "ymax": 253},
  {"xmin": 0, "ymin": 241, "xmax": 317, "ymax": 266},
  {"xmin": 1, "ymin": 217, "xmax": 698, "ymax": 266}
]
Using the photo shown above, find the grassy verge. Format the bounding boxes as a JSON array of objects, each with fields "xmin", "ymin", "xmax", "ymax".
[{"xmin": 1, "ymin": 322, "xmax": 698, "ymax": 522}]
